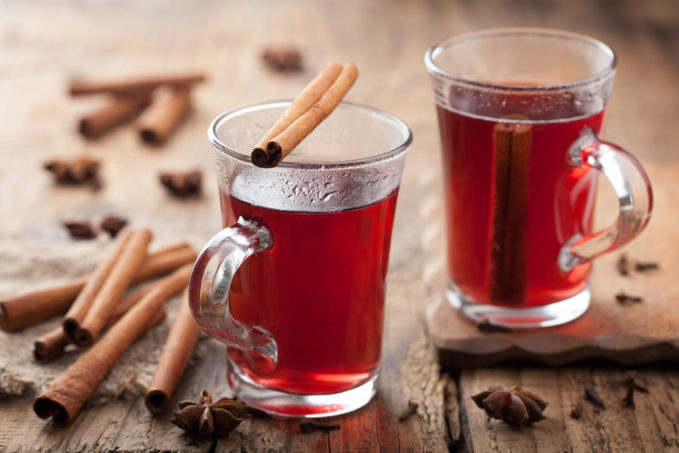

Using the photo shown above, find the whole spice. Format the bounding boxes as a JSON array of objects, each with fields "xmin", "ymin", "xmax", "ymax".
[
  {"xmin": 616, "ymin": 254, "xmax": 629, "ymax": 276},
  {"xmin": 584, "ymin": 386, "xmax": 605, "ymax": 409},
  {"xmin": 471, "ymin": 385, "xmax": 547, "ymax": 428},
  {"xmin": 63, "ymin": 221, "xmax": 97, "ymax": 240},
  {"xmin": 100, "ymin": 215, "xmax": 128, "ymax": 238},
  {"xmin": 159, "ymin": 170, "xmax": 202, "ymax": 197},
  {"xmin": 44, "ymin": 157, "xmax": 100, "ymax": 186},
  {"xmin": 615, "ymin": 291, "xmax": 643, "ymax": 305},
  {"xmin": 262, "ymin": 46, "xmax": 303, "ymax": 71},
  {"xmin": 634, "ymin": 261, "xmax": 659, "ymax": 272},
  {"xmin": 170, "ymin": 390, "xmax": 247, "ymax": 439},
  {"xmin": 621, "ymin": 373, "xmax": 649, "ymax": 409},
  {"xmin": 398, "ymin": 401, "xmax": 418, "ymax": 422},
  {"xmin": 569, "ymin": 400, "xmax": 584, "ymax": 420},
  {"xmin": 299, "ymin": 421, "xmax": 341, "ymax": 434}
]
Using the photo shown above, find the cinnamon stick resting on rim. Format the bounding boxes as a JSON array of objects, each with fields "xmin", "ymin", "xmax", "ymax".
[
  {"xmin": 251, "ymin": 63, "xmax": 358, "ymax": 168},
  {"xmin": 488, "ymin": 117, "xmax": 532, "ymax": 305},
  {"xmin": 136, "ymin": 86, "xmax": 191, "ymax": 145},
  {"xmin": 33, "ymin": 265, "xmax": 192, "ymax": 426},
  {"xmin": 68, "ymin": 73, "xmax": 206, "ymax": 97},
  {"xmin": 79, "ymin": 95, "xmax": 151, "ymax": 138},
  {"xmin": 0, "ymin": 241, "xmax": 196, "ymax": 332},
  {"xmin": 145, "ymin": 290, "xmax": 201, "ymax": 414}
]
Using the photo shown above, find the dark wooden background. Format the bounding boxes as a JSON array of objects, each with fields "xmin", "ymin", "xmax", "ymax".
[{"xmin": 1, "ymin": 0, "xmax": 678, "ymax": 451}]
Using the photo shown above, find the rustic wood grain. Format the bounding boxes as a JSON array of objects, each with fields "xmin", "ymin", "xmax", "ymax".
[{"xmin": 1, "ymin": 0, "xmax": 678, "ymax": 451}]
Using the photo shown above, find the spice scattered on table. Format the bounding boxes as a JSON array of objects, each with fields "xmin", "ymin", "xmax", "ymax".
[
  {"xmin": 477, "ymin": 319, "xmax": 513, "ymax": 333},
  {"xmin": 171, "ymin": 390, "xmax": 247, "ymax": 439},
  {"xmin": 569, "ymin": 400, "xmax": 584, "ymax": 420},
  {"xmin": 298, "ymin": 421, "xmax": 341, "ymax": 434},
  {"xmin": 615, "ymin": 291, "xmax": 643, "ymax": 305},
  {"xmin": 100, "ymin": 215, "xmax": 128, "ymax": 238},
  {"xmin": 159, "ymin": 170, "xmax": 202, "ymax": 197},
  {"xmin": 616, "ymin": 254, "xmax": 629, "ymax": 276},
  {"xmin": 398, "ymin": 401, "xmax": 418, "ymax": 422},
  {"xmin": 634, "ymin": 261, "xmax": 659, "ymax": 272},
  {"xmin": 471, "ymin": 384, "xmax": 547, "ymax": 428},
  {"xmin": 62, "ymin": 220, "xmax": 97, "ymax": 240},
  {"xmin": 262, "ymin": 45, "xmax": 303, "ymax": 71},
  {"xmin": 44, "ymin": 157, "xmax": 100, "ymax": 187},
  {"xmin": 584, "ymin": 386, "xmax": 606, "ymax": 409}
]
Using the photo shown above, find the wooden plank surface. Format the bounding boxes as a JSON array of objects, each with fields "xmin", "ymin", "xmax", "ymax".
[{"xmin": 1, "ymin": 0, "xmax": 678, "ymax": 452}]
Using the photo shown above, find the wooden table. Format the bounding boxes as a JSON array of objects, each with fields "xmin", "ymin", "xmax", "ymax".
[{"xmin": 2, "ymin": 0, "xmax": 678, "ymax": 451}]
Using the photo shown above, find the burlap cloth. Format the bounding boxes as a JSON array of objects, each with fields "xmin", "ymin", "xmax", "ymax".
[{"xmin": 0, "ymin": 238, "xmax": 206, "ymax": 404}]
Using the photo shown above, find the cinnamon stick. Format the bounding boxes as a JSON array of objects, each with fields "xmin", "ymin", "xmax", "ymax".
[
  {"xmin": 145, "ymin": 290, "xmax": 201, "ymax": 414},
  {"xmin": 34, "ymin": 304, "xmax": 166, "ymax": 364},
  {"xmin": 251, "ymin": 62, "xmax": 343, "ymax": 167},
  {"xmin": 488, "ymin": 118, "xmax": 532, "ymax": 304},
  {"xmin": 1, "ymin": 242, "xmax": 196, "ymax": 332},
  {"xmin": 78, "ymin": 95, "xmax": 150, "ymax": 138},
  {"xmin": 68, "ymin": 73, "xmax": 206, "ymax": 97},
  {"xmin": 137, "ymin": 86, "xmax": 191, "ymax": 145},
  {"xmin": 33, "ymin": 265, "xmax": 191, "ymax": 426},
  {"xmin": 262, "ymin": 63, "xmax": 358, "ymax": 167},
  {"xmin": 62, "ymin": 229, "xmax": 134, "ymax": 340},
  {"xmin": 35, "ymin": 282, "xmax": 160, "ymax": 363},
  {"xmin": 72, "ymin": 229, "xmax": 153, "ymax": 347}
]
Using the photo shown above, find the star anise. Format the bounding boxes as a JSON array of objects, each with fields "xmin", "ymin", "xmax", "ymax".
[
  {"xmin": 159, "ymin": 170, "xmax": 202, "ymax": 197},
  {"xmin": 471, "ymin": 384, "xmax": 547, "ymax": 428},
  {"xmin": 262, "ymin": 45, "xmax": 303, "ymax": 71},
  {"xmin": 170, "ymin": 390, "xmax": 247, "ymax": 439},
  {"xmin": 44, "ymin": 157, "xmax": 100, "ymax": 186}
]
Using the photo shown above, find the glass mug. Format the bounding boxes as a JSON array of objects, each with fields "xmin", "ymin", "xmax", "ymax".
[
  {"xmin": 425, "ymin": 28, "xmax": 653, "ymax": 328},
  {"xmin": 189, "ymin": 101, "xmax": 411, "ymax": 417}
]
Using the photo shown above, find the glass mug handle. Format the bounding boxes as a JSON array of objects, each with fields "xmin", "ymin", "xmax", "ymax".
[
  {"xmin": 188, "ymin": 217, "xmax": 278, "ymax": 371},
  {"xmin": 559, "ymin": 128, "xmax": 653, "ymax": 271}
]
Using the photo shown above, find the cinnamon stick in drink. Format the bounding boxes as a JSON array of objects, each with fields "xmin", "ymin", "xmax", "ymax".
[
  {"xmin": 68, "ymin": 73, "xmax": 206, "ymax": 97},
  {"xmin": 488, "ymin": 118, "xmax": 532, "ymax": 304},
  {"xmin": 145, "ymin": 290, "xmax": 200, "ymax": 414},
  {"xmin": 137, "ymin": 86, "xmax": 191, "ymax": 145},
  {"xmin": 79, "ymin": 95, "xmax": 150, "ymax": 138},
  {"xmin": 251, "ymin": 62, "xmax": 343, "ymax": 167},
  {"xmin": 33, "ymin": 265, "xmax": 191, "ymax": 426},
  {"xmin": 1, "ymin": 242, "xmax": 196, "ymax": 332},
  {"xmin": 72, "ymin": 229, "xmax": 153, "ymax": 347}
]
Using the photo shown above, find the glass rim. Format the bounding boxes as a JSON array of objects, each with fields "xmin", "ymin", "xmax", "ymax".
[
  {"xmin": 424, "ymin": 27, "xmax": 618, "ymax": 92},
  {"xmin": 208, "ymin": 100, "xmax": 413, "ymax": 170}
]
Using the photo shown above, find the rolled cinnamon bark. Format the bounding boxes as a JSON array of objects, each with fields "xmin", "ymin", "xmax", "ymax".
[
  {"xmin": 78, "ymin": 95, "xmax": 150, "ymax": 138},
  {"xmin": 34, "ymin": 304, "xmax": 166, "ymax": 363},
  {"xmin": 251, "ymin": 62, "xmax": 342, "ymax": 167},
  {"xmin": 136, "ymin": 86, "xmax": 191, "ymax": 145},
  {"xmin": 33, "ymin": 266, "xmax": 190, "ymax": 426},
  {"xmin": 254, "ymin": 63, "xmax": 358, "ymax": 168},
  {"xmin": 488, "ymin": 118, "xmax": 532, "ymax": 304},
  {"xmin": 1, "ymin": 242, "xmax": 196, "ymax": 332},
  {"xmin": 68, "ymin": 73, "xmax": 206, "ymax": 97},
  {"xmin": 145, "ymin": 290, "xmax": 200, "ymax": 414},
  {"xmin": 73, "ymin": 229, "xmax": 153, "ymax": 347},
  {"xmin": 62, "ymin": 229, "xmax": 134, "ymax": 341}
]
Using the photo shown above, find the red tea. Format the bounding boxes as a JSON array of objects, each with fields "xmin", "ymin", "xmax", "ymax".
[
  {"xmin": 221, "ymin": 191, "xmax": 398, "ymax": 394},
  {"xmin": 436, "ymin": 91, "xmax": 606, "ymax": 307}
]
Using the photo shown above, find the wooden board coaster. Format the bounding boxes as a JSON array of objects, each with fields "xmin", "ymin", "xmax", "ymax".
[{"xmin": 424, "ymin": 163, "xmax": 679, "ymax": 368}]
